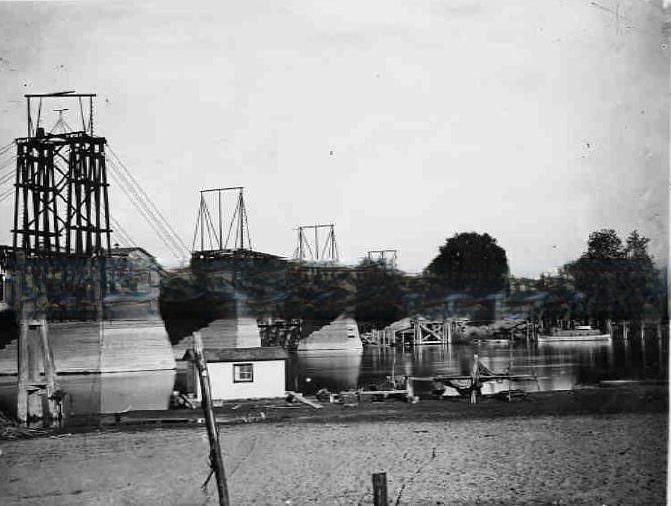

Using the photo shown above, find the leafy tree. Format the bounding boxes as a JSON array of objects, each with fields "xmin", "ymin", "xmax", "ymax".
[
  {"xmin": 423, "ymin": 232, "xmax": 509, "ymax": 321},
  {"xmin": 354, "ymin": 258, "xmax": 404, "ymax": 329},
  {"xmin": 425, "ymin": 232, "xmax": 509, "ymax": 296},
  {"xmin": 567, "ymin": 229, "xmax": 664, "ymax": 321}
]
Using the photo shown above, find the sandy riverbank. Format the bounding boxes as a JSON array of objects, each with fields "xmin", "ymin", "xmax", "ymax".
[{"xmin": 0, "ymin": 386, "xmax": 667, "ymax": 505}]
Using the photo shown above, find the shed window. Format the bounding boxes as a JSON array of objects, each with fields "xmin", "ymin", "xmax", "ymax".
[{"xmin": 233, "ymin": 363, "xmax": 254, "ymax": 383}]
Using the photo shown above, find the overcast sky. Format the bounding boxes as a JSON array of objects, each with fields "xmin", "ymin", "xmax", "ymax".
[{"xmin": 0, "ymin": 0, "xmax": 668, "ymax": 276}]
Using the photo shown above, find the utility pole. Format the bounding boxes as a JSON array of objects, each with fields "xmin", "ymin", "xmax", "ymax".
[{"xmin": 192, "ymin": 331, "xmax": 230, "ymax": 506}]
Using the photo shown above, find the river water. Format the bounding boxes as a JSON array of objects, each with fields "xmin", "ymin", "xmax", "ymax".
[
  {"xmin": 0, "ymin": 330, "xmax": 666, "ymax": 418},
  {"xmin": 289, "ymin": 333, "xmax": 667, "ymax": 396}
]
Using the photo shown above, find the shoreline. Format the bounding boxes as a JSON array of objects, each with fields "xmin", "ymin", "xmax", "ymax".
[
  {"xmin": 0, "ymin": 384, "xmax": 666, "ymax": 505},
  {"xmin": 3, "ymin": 382, "xmax": 664, "ymax": 436}
]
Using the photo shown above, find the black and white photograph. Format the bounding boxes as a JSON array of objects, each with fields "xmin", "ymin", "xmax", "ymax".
[{"xmin": 0, "ymin": 0, "xmax": 668, "ymax": 504}]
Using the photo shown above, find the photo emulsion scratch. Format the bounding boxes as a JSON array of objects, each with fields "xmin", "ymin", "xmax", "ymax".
[{"xmin": 0, "ymin": 0, "xmax": 668, "ymax": 504}]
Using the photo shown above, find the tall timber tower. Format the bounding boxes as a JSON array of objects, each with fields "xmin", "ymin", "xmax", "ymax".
[
  {"xmin": 0, "ymin": 92, "xmax": 175, "ymax": 424},
  {"xmin": 13, "ymin": 92, "xmax": 110, "ymax": 256}
]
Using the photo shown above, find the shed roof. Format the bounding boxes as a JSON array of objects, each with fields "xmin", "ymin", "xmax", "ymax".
[{"xmin": 183, "ymin": 347, "xmax": 288, "ymax": 362}]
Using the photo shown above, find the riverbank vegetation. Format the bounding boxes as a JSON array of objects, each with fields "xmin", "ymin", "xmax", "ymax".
[{"xmin": 353, "ymin": 228, "xmax": 666, "ymax": 331}]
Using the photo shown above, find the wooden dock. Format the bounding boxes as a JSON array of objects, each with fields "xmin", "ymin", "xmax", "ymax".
[{"xmin": 411, "ymin": 354, "xmax": 536, "ymax": 404}]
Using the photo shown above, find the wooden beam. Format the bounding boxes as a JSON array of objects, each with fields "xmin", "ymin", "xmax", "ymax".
[
  {"xmin": 418, "ymin": 322, "xmax": 446, "ymax": 343},
  {"xmin": 286, "ymin": 391, "xmax": 323, "ymax": 409}
]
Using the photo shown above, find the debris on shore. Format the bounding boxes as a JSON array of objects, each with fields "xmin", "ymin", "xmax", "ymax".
[{"xmin": 0, "ymin": 411, "xmax": 50, "ymax": 440}]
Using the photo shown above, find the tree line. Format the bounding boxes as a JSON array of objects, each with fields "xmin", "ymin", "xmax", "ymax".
[{"xmin": 351, "ymin": 229, "xmax": 667, "ymax": 330}]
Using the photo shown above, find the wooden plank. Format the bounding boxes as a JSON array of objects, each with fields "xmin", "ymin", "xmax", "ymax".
[
  {"xmin": 286, "ymin": 391, "xmax": 323, "ymax": 409},
  {"xmin": 358, "ymin": 390, "xmax": 409, "ymax": 396}
]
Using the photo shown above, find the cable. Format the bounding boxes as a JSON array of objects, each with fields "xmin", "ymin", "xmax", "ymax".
[
  {"xmin": 107, "ymin": 155, "xmax": 186, "ymax": 258},
  {"xmin": 107, "ymin": 158, "xmax": 183, "ymax": 258},
  {"xmin": 106, "ymin": 145, "xmax": 189, "ymax": 256},
  {"xmin": 0, "ymin": 140, "xmax": 15, "ymax": 158},
  {"xmin": 109, "ymin": 216, "xmax": 135, "ymax": 247},
  {"xmin": 107, "ymin": 165, "xmax": 183, "ymax": 259},
  {"xmin": 0, "ymin": 170, "xmax": 15, "ymax": 188},
  {"xmin": 107, "ymin": 160, "xmax": 185, "ymax": 259},
  {"xmin": 191, "ymin": 197, "xmax": 204, "ymax": 253},
  {"xmin": 0, "ymin": 186, "xmax": 14, "ymax": 203},
  {"xmin": 0, "ymin": 155, "xmax": 17, "ymax": 174}
]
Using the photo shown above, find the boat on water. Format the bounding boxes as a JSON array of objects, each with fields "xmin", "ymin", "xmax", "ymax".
[{"xmin": 537, "ymin": 325, "xmax": 611, "ymax": 342}]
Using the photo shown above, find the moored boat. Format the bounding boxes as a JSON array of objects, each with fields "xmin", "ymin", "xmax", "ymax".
[{"xmin": 537, "ymin": 325, "xmax": 611, "ymax": 342}]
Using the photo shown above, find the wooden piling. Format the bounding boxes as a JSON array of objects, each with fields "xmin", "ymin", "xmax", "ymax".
[
  {"xmin": 372, "ymin": 472, "xmax": 388, "ymax": 506},
  {"xmin": 406, "ymin": 377, "xmax": 415, "ymax": 402},
  {"xmin": 27, "ymin": 321, "xmax": 42, "ymax": 419},
  {"xmin": 192, "ymin": 331, "xmax": 230, "ymax": 506},
  {"xmin": 39, "ymin": 320, "xmax": 58, "ymax": 421},
  {"xmin": 470, "ymin": 354, "xmax": 479, "ymax": 405},
  {"xmin": 16, "ymin": 320, "xmax": 29, "ymax": 424}
]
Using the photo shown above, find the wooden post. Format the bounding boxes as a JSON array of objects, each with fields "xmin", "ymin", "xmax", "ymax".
[
  {"xmin": 640, "ymin": 325, "xmax": 647, "ymax": 368},
  {"xmin": 39, "ymin": 320, "xmax": 58, "ymax": 422},
  {"xmin": 27, "ymin": 323, "xmax": 43, "ymax": 420},
  {"xmin": 16, "ymin": 319, "xmax": 29, "ymax": 424},
  {"xmin": 406, "ymin": 377, "xmax": 415, "ymax": 402},
  {"xmin": 192, "ymin": 331, "xmax": 230, "ymax": 506},
  {"xmin": 470, "ymin": 354, "xmax": 479, "ymax": 404},
  {"xmin": 372, "ymin": 472, "xmax": 388, "ymax": 506},
  {"xmin": 447, "ymin": 320, "xmax": 452, "ymax": 344},
  {"xmin": 623, "ymin": 321, "xmax": 628, "ymax": 341}
]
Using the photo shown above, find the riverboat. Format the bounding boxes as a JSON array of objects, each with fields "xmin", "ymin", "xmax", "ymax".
[{"xmin": 537, "ymin": 325, "xmax": 611, "ymax": 342}]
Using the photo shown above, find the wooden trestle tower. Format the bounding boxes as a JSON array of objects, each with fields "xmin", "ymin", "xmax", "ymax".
[
  {"xmin": 13, "ymin": 92, "xmax": 110, "ymax": 256},
  {"xmin": 9, "ymin": 91, "xmax": 111, "ymax": 424}
]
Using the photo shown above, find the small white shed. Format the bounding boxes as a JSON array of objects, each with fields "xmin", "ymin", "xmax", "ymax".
[{"xmin": 183, "ymin": 347, "xmax": 288, "ymax": 401}]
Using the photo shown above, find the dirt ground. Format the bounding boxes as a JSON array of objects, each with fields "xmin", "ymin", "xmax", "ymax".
[{"xmin": 0, "ymin": 386, "xmax": 668, "ymax": 505}]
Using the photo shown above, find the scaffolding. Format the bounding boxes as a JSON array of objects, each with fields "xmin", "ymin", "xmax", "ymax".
[
  {"xmin": 191, "ymin": 186, "xmax": 251, "ymax": 254},
  {"xmin": 13, "ymin": 92, "xmax": 111, "ymax": 256},
  {"xmin": 366, "ymin": 249, "xmax": 398, "ymax": 270},
  {"xmin": 294, "ymin": 224, "xmax": 338, "ymax": 262}
]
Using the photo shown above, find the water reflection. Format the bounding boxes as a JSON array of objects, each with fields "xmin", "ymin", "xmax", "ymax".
[
  {"xmin": 289, "ymin": 350, "xmax": 362, "ymax": 393},
  {"xmin": 0, "ymin": 370, "xmax": 175, "ymax": 418},
  {"xmin": 287, "ymin": 333, "xmax": 667, "ymax": 396},
  {"xmin": 0, "ymin": 331, "xmax": 665, "ymax": 420}
]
